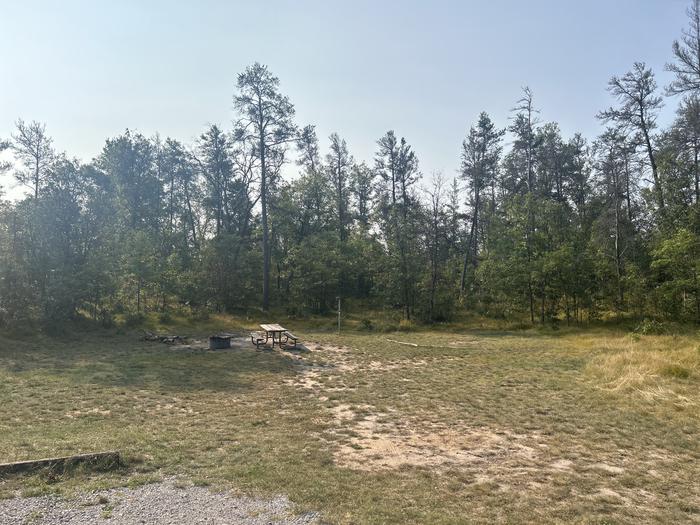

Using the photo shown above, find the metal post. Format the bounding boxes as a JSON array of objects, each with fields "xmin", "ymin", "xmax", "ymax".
[{"xmin": 337, "ymin": 296, "xmax": 341, "ymax": 334}]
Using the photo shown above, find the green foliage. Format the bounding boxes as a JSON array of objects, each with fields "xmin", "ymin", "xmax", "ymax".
[
  {"xmin": 199, "ymin": 233, "xmax": 261, "ymax": 311},
  {"xmin": 634, "ymin": 318, "xmax": 668, "ymax": 335},
  {"xmin": 123, "ymin": 312, "xmax": 146, "ymax": 327},
  {"xmin": 650, "ymin": 228, "xmax": 700, "ymax": 321},
  {"xmin": 1, "ymin": 53, "xmax": 700, "ymax": 330}
]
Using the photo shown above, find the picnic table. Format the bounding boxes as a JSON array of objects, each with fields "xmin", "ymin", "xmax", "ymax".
[
  {"xmin": 260, "ymin": 323, "xmax": 286, "ymax": 347},
  {"xmin": 251, "ymin": 324, "xmax": 300, "ymax": 348}
]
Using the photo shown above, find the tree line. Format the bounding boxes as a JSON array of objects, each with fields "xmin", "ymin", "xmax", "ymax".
[{"xmin": 1, "ymin": 2, "xmax": 700, "ymax": 328}]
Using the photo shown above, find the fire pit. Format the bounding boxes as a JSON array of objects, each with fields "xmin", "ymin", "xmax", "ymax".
[{"xmin": 208, "ymin": 335, "xmax": 232, "ymax": 350}]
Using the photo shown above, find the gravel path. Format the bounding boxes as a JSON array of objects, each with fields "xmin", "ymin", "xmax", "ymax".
[{"xmin": 0, "ymin": 479, "xmax": 320, "ymax": 524}]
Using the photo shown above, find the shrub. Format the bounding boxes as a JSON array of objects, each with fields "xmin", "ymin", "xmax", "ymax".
[
  {"xmin": 123, "ymin": 312, "xmax": 145, "ymax": 327},
  {"xmin": 192, "ymin": 308, "xmax": 210, "ymax": 322},
  {"xmin": 285, "ymin": 304, "xmax": 304, "ymax": 317},
  {"xmin": 380, "ymin": 322, "xmax": 398, "ymax": 333},
  {"xmin": 398, "ymin": 319, "xmax": 413, "ymax": 332},
  {"xmin": 634, "ymin": 318, "xmax": 667, "ymax": 335}
]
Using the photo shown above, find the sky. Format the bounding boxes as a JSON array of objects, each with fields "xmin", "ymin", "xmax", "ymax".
[{"xmin": 0, "ymin": 0, "xmax": 692, "ymax": 198}]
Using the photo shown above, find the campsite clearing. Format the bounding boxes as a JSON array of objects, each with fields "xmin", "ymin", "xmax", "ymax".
[{"xmin": 0, "ymin": 326, "xmax": 698, "ymax": 524}]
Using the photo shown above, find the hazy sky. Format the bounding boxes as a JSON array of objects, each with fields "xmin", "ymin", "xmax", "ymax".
[{"xmin": 0, "ymin": 0, "xmax": 692, "ymax": 196}]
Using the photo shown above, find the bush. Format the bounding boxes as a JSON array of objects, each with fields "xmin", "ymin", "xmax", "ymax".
[
  {"xmin": 100, "ymin": 310, "xmax": 115, "ymax": 328},
  {"xmin": 112, "ymin": 302, "xmax": 126, "ymax": 314},
  {"xmin": 398, "ymin": 319, "xmax": 414, "ymax": 332},
  {"xmin": 192, "ymin": 308, "xmax": 210, "ymax": 322},
  {"xmin": 124, "ymin": 312, "xmax": 145, "ymax": 327},
  {"xmin": 380, "ymin": 322, "xmax": 398, "ymax": 333},
  {"xmin": 285, "ymin": 304, "xmax": 304, "ymax": 317},
  {"xmin": 506, "ymin": 321, "xmax": 532, "ymax": 331},
  {"xmin": 634, "ymin": 318, "xmax": 667, "ymax": 335},
  {"xmin": 360, "ymin": 318, "xmax": 374, "ymax": 331}
]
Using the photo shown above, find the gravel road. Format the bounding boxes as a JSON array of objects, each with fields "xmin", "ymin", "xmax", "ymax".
[{"xmin": 0, "ymin": 479, "xmax": 320, "ymax": 524}]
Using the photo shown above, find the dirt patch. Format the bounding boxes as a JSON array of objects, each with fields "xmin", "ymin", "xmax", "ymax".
[
  {"xmin": 329, "ymin": 403, "xmax": 356, "ymax": 422},
  {"xmin": 550, "ymin": 458, "xmax": 574, "ymax": 471},
  {"xmin": 282, "ymin": 363, "xmax": 331, "ymax": 391},
  {"xmin": 65, "ymin": 407, "xmax": 112, "ymax": 418},
  {"xmin": 281, "ymin": 343, "xmax": 356, "ymax": 392},
  {"xmin": 285, "ymin": 342, "xmax": 429, "ymax": 388},
  {"xmin": 595, "ymin": 487, "xmax": 626, "ymax": 501},
  {"xmin": 366, "ymin": 359, "xmax": 427, "ymax": 372},
  {"xmin": 590, "ymin": 462, "xmax": 625, "ymax": 474},
  {"xmin": 287, "ymin": 341, "xmax": 542, "ymax": 473},
  {"xmin": 331, "ymin": 404, "xmax": 538, "ymax": 471}
]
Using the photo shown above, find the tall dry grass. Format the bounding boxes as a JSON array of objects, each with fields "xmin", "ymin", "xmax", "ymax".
[{"xmin": 585, "ymin": 334, "xmax": 700, "ymax": 407}]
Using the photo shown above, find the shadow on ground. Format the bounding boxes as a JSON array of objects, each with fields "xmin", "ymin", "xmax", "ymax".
[{"xmin": 0, "ymin": 332, "xmax": 300, "ymax": 394}]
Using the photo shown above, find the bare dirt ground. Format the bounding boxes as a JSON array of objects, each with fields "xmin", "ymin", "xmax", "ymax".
[
  {"xmin": 330, "ymin": 403, "xmax": 538, "ymax": 471},
  {"xmin": 285, "ymin": 341, "xmax": 535, "ymax": 473}
]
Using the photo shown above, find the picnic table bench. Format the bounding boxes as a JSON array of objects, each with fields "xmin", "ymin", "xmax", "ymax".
[{"xmin": 283, "ymin": 331, "xmax": 299, "ymax": 346}]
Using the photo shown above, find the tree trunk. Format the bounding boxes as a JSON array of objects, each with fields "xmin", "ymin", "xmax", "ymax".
[
  {"xmin": 613, "ymin": 167, "xmax": 624, "ymax": 308},
  {"xmin": 429, "ymin": 207, "xmax": 439, "ymax": 320},
  {"xmin": 34, "ymin": 155, "xmax": 40, "ymax": 199},
  {"xmin": 694, "ymin": 142, "xmax": 699, "ymax": 205},
  {"xmin": 260, "ymin": 132, "xmax": 270, "ymax": 311},
  {"xmin": 528, "ymin": 280, "xmax": 535, "ymax": 324},
  {"xmin": 337, "ymin": 159, "xmax": 346, "ymax": 243},
  {"xmin": 400, "ymin": 238, "xmax": 410, "ymax": 321},
  {"xmin": 540, "ymin": 285, "xmax": 545, "ymax": 324},
  {"xmin": 460, "ymin": 238, "xmax": 470, "ymax": 295},
  {"xmin": 693, "ymin": 265, "xmax": 700, "ymax": 323},
  {"xmin": 460, "ymin": 179, "xmax": 480, "ymax": 295},
  {"xmin": 624, "ymin": 155, "xmax": 633, "ymax": 222},
  {"xmin": 184, "ymin": 183, "xmax": 198, "ymax": 249},
  {"xmin": 137, "ymin": 276, "xmax": 142, "ymax": 313},
  {"xmin": 525, "ymin": 104, "xmax": 536, "ymax": 324},
  {"xmin": 641, "ymin": 116, "xmax": 665, "ymax": 213},
  {"xmin": 168, "ymin": 174, "xmax": 175, "ymax": 233}
]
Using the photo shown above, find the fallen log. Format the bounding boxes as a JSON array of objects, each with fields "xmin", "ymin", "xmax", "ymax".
[
  {"xmin": 0, "ymin": 451, "xmax": 122, "ymax": 476},
  {"xmin": 386, "ymin": 339, "xmax": 419, "ymax": 347},
  {"xmin": 386, "ymin": 339, "xmax": 477, "ymax": 349}
]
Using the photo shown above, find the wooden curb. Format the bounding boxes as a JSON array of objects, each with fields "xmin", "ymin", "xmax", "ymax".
[{"xmin": 0, "ymin": 451, "xmax": 121, "ymax": 476}]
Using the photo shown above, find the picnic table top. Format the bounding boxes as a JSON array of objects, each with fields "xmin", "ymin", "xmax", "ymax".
[{"xmin": 260, "ymin": 323, "xmax": 286, "ymax": 332}]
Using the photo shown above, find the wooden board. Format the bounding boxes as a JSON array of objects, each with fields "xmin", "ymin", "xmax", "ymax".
[{"xmin": 0, "ymin": 451, "xmax": 121, "ymax": 476}]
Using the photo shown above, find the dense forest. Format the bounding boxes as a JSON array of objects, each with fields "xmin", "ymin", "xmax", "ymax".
[{"xmin": 1, "ymin": 4, "xmax": 700, "ymax": 329}]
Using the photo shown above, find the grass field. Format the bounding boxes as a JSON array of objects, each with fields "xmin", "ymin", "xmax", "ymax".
[{"xmin": 0, "ymin": 317, "xmax": 698, "ymax": 524}]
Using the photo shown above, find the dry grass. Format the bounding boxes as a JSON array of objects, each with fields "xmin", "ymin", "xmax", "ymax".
[
  {"xmin": 585, "ymin": 334, "xmax": 699, "ymax": 411},
  {"xmin": 0, "ymin": 322, "xmax": 698, "ymax": 524}
]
